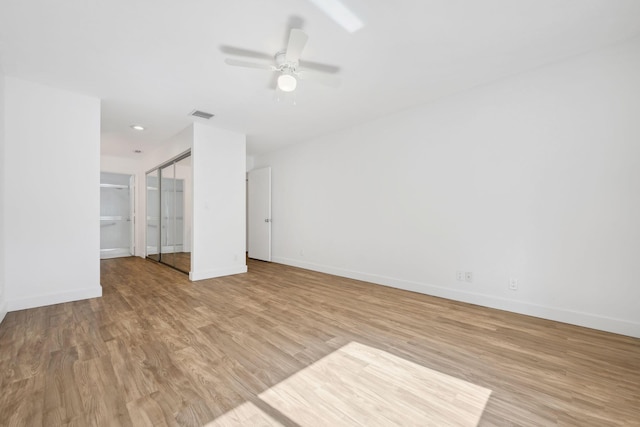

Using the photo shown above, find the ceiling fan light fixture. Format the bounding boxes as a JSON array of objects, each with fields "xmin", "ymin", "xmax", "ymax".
[{"xmin": 278, "ymin": 73, "xmax": 297, "ymax": 92}]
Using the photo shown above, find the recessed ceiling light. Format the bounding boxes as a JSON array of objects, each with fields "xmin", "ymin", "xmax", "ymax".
[{"xmin": 130, "ymin": 125, "xmax": 145, "ymax": 131}]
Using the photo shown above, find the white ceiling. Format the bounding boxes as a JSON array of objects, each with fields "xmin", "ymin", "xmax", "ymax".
[{"xmin": 1, "ymin": 0, "xmax": 640, "ymax": 158}]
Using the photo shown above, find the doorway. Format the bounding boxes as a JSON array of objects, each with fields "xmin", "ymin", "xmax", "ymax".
[
  {"xmin": 146, "ymin": 152, "xmax": 192, "ymax": 273},
  {"xmin": 100, "ymin": 172, "xmax": 134, "ymax": 259}
]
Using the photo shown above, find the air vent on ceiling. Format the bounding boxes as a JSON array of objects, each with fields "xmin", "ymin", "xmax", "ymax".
[{"xmin": 189, "ymin": 110, "xmax": 215, "ymax": 120}]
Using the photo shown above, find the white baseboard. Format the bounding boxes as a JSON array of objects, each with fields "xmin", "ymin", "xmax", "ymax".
[
  {"xmin": 100, "ymin": 247, "xmax": 133, "ymax": 259},
  {"xmin": 0, "ymin": 299, "xmax": 7, "ymax": 325},
  {"xmin": 7, "ymin": 286, "xmax": 103, "ymax": 312},
  {"xmin": 273, "ymin": 256, "xmax": 640, "ymax": 339},
  {"xmin": 190, "ymin": 265, "xmax": 248, "ymax": 281}
]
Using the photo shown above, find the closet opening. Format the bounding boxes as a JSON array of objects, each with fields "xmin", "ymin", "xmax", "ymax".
[{"xmin": 100, "ymin": 172, "xmax": 135, "ymax": 259}]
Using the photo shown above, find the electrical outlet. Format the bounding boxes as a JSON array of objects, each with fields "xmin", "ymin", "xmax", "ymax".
[
  {"xmin": 456, "ymin": 271, "xmax": 465, "ymax": 281},
  {"xmin": 509, "ymin": 277, "xmax": 518, "ymax": 290},
  {"xmin": 465, "ymin": 272, "xmax": 473, "ymax": 282}
]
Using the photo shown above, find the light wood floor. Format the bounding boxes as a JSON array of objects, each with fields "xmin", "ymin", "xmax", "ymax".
[{"xmin": 0, "ymin": 257, "xmax": 638, "ymax": 426}]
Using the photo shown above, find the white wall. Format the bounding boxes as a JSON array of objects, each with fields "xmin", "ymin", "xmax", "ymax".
[
  {"xmin": 254, "ymin": 36, "xmax": 640, "ymax": 338},
  {"xmin": 142, "ymin": 126, "xmax": 193, "ymax": 172},
  {"xmin": 191, "ymin": 123, "xmax": 247, "ymax": 280},
  {"xmin": 101, "ymin": 155, "xmax": 141, "ymax": 176},
  {"xmin": 4, "ymin": 77, "xmax": 102, "ymax": 310},
  {"xmin": 0, "ymin": 74, "xmax": 6, "ymax": 323}
]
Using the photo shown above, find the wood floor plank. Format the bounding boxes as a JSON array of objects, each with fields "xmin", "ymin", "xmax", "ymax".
[
  {"xmin": 0, "ymin": 256, "xmax": 638, "ymax": 426},
  {"xmin": 43, "ymin": 346, "xmax": 83, "ymax": 425}
]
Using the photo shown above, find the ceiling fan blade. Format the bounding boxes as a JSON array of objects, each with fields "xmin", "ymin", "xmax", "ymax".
[
  {"xmin": 297, "ymin": 69, "xmax": 341, "ymax": 88},
  {"xmin": 267, "ymin": 72, "xmax": 279, "ymax": 90},
  {"xmin": 298, "ymin": 59, "xmax": 340, "ymax": 74},
  {"xmin": 285, "ymin": 29, "xmax": 309, "ymax": 63},
  {"xmin": 220, "ymin": 45, "xmax": 273, "ymax": 60},
  {"xmin": 224, "ymin": 58, "xmax": 275, "ymax": 70}
]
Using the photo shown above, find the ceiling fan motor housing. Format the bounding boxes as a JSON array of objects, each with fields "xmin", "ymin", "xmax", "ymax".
[{"xmin": 275, "ymin": 51, "xmax": 297, "ymax": 71}]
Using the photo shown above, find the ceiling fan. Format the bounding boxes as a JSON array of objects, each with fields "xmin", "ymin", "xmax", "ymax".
[{"xmin": 223, "ymin": 28, "xmax": 340, "ymax": 93}]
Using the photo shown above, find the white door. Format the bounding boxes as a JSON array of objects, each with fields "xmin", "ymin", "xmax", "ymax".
[{"xmin": 248, "ymin": 167, "xmax": 271, "ymax": 261}]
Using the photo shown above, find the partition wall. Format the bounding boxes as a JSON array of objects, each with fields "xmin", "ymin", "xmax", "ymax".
[{"xmin": 146, "ymin": 152, "xmax": 191, "ymax": 273}]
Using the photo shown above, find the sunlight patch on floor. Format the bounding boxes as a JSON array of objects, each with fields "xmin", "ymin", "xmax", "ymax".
[
  {"xmin": 207, "ymin": 341, "xmax": 492, "ymax": 426},
  {"xmin": 206, "ymin": 401, "xmax": 280, "ymax": 426}
]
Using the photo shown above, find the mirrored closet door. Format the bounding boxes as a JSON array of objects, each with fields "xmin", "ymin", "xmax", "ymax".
[{"xmin": 146, "ymin": 152, "xmax": 191, "ymax": 273}]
